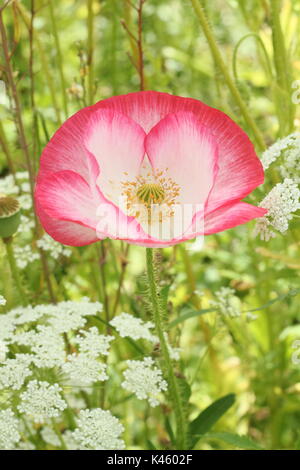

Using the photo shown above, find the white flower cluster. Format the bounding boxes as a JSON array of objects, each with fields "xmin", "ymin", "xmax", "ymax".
[
  {"xmin": 261, "ymin": 132, "xmax": 300, "ymax": 182},
  {"xmin": 0, "ymin": 299, "xmax": 176, "ymax": 449},
  {"xmin": 0, "ymin": 354, "xmax": 33, "ymax": 390},
  {"xmin": 254, "ymin": 178, "xmax": 300, "ymax": 241},
  {"xmin": 72, "ymin": 408, "xmax": 125, "ymax": 450},
  {"xmin": 18, "ymin": 380, "xmax": 67, "ymax": 423},
  {"xmin": 17, "ymin": 214, "xmax": 35, "ymax": 234},
  {"xmin": 37, "ymin": 233, "xmax": 72, "ymax": 260},
  {"xmin": 0, "ymin": 174, "xmax": 18, "ymax": 195},
  {"xmin": 122, "ymin": 357, "xmax": 168, "ymax": 407},
  {"xmin": 75, "ymin": 327, "xmax": 113, "ymax": 357},
  {"xmin": 0, "ymin": 300, "xmax": 106, "ymax": 377},
  {"xmin": 16, "ymin": 326, "xmax": 66, "ymax": 368},
  {"xmin": 62, "ymin": 353, "xmax": 108, "ymax": 386},
  {"xmin": 0, "ymin": 294, "xmax": 6, "ymax": 306},
  {"xmin": 0, "ymin": 409, "xmax": 21, "ymax": 449},
  {"xmin": 111, "ymin": 312, "xmax": 181, "ymax": 360},
  {"xmin": 0, "ymin": 298, "xmax": 119, "ymax": 448},
  {"xmin": 0, "ymin": 340, "xmax": 8, "ymax": 362},
  {"xmin": 14, "ymin": 245, "xmax": 39, "ymax": 269},
  {"xmin": 211, "ymin": 287, "xmax": 241, "ymax": 318},
  {"xmin": 111, "ymin": 312, "xmax": 157, "ymax": 341}
]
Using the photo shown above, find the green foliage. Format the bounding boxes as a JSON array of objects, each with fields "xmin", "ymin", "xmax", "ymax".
[{"xmin": 189, "ymin": 394, "xmax": 236, "ymax": 448}]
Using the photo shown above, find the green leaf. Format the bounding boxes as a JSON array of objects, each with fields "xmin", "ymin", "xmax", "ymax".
[
  {"xmin": 189, "ymin": 394, "xmax": 236, "ymax": 449},
  {"xmin": 165, "ymin": 416, "xmax": 175, "ymax": 445},
  {"xmin": 169, "ymin": 288, "xmax": 300, "ymax": 330},
  {"xmin": 245, "ymin": 288, "xmax": 300, "ymax": 313},
  {"xmin": 147, "ymin": 440, "xmax": 157, "ymax": 450},
  {"xmin": 204, "ymin": 432, "xmax": 263, "ymax": 450},
  {"xmin": 169, "ymin": 308, "xmax": 216, "ymax": 329},
  {"xmin": 160, "ymin": 285, "xmax": 170, "ymax": 311}
]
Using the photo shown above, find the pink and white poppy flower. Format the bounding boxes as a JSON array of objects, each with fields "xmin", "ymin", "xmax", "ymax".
[{"xmin": 35, "ymin": 91, "xmax": 267, "ymax": 247}]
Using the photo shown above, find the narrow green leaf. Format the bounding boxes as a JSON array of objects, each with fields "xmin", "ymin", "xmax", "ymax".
[
  {"xmin": 169, "ymin": 308, "xmax": 216, "ymax": 329},
  {"xmin": 204, "ymin": 431, "xmax": 263, "ymax": 450},
  {"xmin": 165, "ymin": 416, "xmax": 175, "ymax": 445},
  {"xmin": 245, "ymin": 288, "xmax": 300, "ymax": 313},
  {"xmin": 189, "ymin": 394, "xmax": 236, "ymax": 449},
  {"xmin": 147, "ymin": 440, "xmax": 157, "ymax": 450}
]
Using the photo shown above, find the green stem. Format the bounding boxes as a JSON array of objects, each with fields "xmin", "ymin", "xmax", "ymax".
[
  {"xmin": 48, "ymin": 0, "xmax": 69, "ymax": 117},
  {"xmin": 233, "ymin": 33, "xmax": 273, "ymax": 83},
  {"xmin": 17, "ymin": 2, "xmax": 62, "ymax": 125},
  {"xmin": 0, "ymin": 121, "xmax": 16, "ymax": 175},
  {"xmin": 51, "ymin": 419, "xmax": 67, "ymax": 450},
  {"xmin": 3, "ymin": 237, "xmax": 27, "ymax": 306},
  {"xmin": 190, "ymin": 0, "xmax": 265, "ymax": 151},
  {"xmin": 145, "ymin": 248, "xmax": 187, "ymax": 449},
  {"xmin": 270, "ymin": 0, "xmax": 294, "ymax": 135},
  {"xmin": 87, "ymin": 0, "xmax": 96, "ymax": 106}
]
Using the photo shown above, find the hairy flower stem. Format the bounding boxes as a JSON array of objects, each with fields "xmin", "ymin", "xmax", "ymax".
[
  {"xmin": 112, "ymin": 244, "xmax": 130, "ymax": 315},
  {"xmin": 269, "ymin": 0, "xmax": 294, "ymax": 135},
  {"xmin": 3, "ymin": 236, "xmax": 27, "ymax": 306},
  {"xmin": 146, "ymin": 248, "xmax": 187, "ymax": 449},
  {"xmin": 190, "ymin": 0, "xmax": 265, "ymax": 151}
]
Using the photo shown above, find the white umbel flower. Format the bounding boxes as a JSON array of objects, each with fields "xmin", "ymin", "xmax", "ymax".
[
  {"xmin": 261, "ymin": 132, "xmax": 300, "ymax": 178},
  {"xmin": 17, "ymin": 214, "xmax": 35, "ymax": 234},
  {"xmin": 121, "ymin": 357, "xmax": 168, "ymax": 407},
  {"xmin": 254, "ymin": 178, "xmax": 300, "ymax": 241},
  {"xmin": 62, "ymin": 353, "xmax": 108, "ymax": 386},
  {"xmin": 15, "ymin": 326, "xmax": 66, "ymax": 368},
  {"xmin": 73, "ymin": 408, "xmax": 125, "ymax": 450},
  {"xmin": 37, "ymin": 233, "xmax": 72, "ymax": 260},
  {"xmin": 0, "ymin": 409, "xmax": 21, "ymax": 449},
  {"xmin": 0, "ymin": 295, "xmax": 6, "ymax": 306},
  {"xmin": 14, "ymin": 245, "xmax": 39, "ymax": 269},
  {"xmin": 0, "ymin": 312, "xmax": 16, "ymax": 341},
  {"xmin": 0, "ymin": 354, "xmax": 32, "ymax": 390},
  {"xmin": 111, "ymin": 312, "xmax": 156, "ymax": 342},
  {"xmin": 48, "ymin": 309, "xmax": 88, "ymax": 333},
  {"xmin": 75, "ymin": 327, "xmax": 113, "ymax": 357},
  {"xmin": 0, "ymin": 174, "xmax": 18, "ymax": 195},
  {"xmin": 18, "ymin": 380, "xmax": 67, "ymax": 423},
  {"xmin": 0, "ymin": 340, "xmax": 8, "ymax": 362},
  {"xmin": 210, "ymin": 287, "xmax": 241, "ymax": 318}
]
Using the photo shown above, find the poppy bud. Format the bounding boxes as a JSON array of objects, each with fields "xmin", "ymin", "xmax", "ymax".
[{"xmin": 0, "ymin": 194, "xmax": 21, "ymax": 239}]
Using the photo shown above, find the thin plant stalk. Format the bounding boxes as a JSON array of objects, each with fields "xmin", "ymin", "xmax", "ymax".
[
  {"xmin": 146, "ymin": 247, "xmax": 187, "ymax": 449},
  {"xmin": 16, "ymin": 2, "xmax": 62, "ymax": 125},
  {"xmin": 87, "ymin": 0, "xmax": 96, "ymax": 106},
  {"xmin": 190, "ymin": 0, "xmax": 266, "ymax": 151},
  {"xmin": 3, "ymin": 236, "xmax": 27, "ymax": 306},
  {"xmin": 269, "ymin": 0, "xmax": 295, "ymax": 135},
  {"xmin": 0, "ymin": 9, "xmax": 35, "ymax": 201},
  {"xmin": 112, "ymin": 244, "xmax": 129, "ymax": 315},
  {"xmin": 48, "ymin": 0, "xmax": 69, "ymax": 117},
  {"xmin": 0, "ymin": 120, "xmax": 16, "ymax": 175}
]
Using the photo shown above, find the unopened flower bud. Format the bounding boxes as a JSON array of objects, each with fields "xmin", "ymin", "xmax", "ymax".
[{"xmin": 0, "ymin": 194, "xmax": 21, "ymax": 239}]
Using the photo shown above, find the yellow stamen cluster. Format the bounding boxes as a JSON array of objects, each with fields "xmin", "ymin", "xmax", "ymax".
[{"xmin": 121, "ymin": 168, "xmax": 180, "ymax": 223}]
